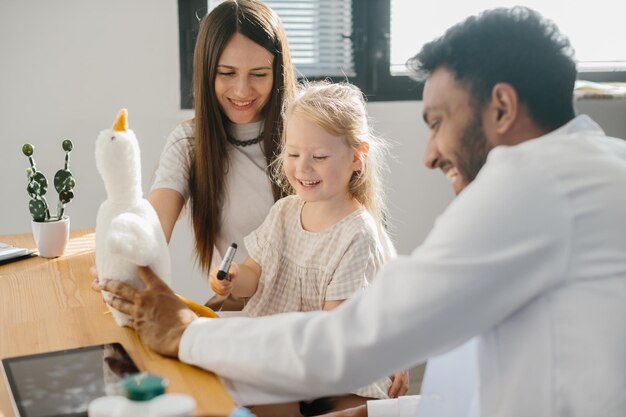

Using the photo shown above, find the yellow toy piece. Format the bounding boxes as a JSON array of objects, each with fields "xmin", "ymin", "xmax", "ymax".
[{"xmin": 177, "ymin": 294, "xmax": 219, "ymax": 318}]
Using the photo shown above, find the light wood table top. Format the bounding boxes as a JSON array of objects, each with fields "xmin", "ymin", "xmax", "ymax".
[{"xmin": 0, "ymin": 229, "xmax": 235, "ymax": 417}]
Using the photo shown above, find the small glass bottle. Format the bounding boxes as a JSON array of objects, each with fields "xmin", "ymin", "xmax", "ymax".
[
  {"xmin": 119, "ymin": 373, "xmax": 166, "ymax": 416},
  {"xmin": 150, "ymin": 392, "xmax": 197, "ymax": 417},
  {"xmin": 88, "ymin": 373, "xmax": 196, "ymax": 417}
]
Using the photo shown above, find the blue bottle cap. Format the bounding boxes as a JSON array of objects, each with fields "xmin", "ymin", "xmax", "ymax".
[
  {"xmin": 121, "ymin": 372, "xmax": 167, "ymax": 401},
  {"xmin": 229, "ymin": 406, "xmax": 256, "ymax": 417}
]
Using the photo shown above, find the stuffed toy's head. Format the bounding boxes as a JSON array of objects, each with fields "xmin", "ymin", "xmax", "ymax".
[{"xmin": 95, "ymin": 109, "xmax": 142, "ymax": 199}]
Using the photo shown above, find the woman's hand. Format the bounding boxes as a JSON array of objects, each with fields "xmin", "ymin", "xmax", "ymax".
[
  {"xmin": 209, "ymin": 263, "xmax": 238, "ymax": 297},
  {"xmin": 388, "ymin": 369, "xmax": 410, "ymax": 398},
  {"xmin": 97, "ymin": 266, "xmax": 198, "ymax": 357},
  {"xmin": 90, "ymin": 266, "xmax": 102, "ymax": 293}
]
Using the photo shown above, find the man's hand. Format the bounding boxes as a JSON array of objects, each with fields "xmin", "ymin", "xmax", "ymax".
[
  {"xmin": 99, "ymin": 266, "xmax": 198, "ymax": 357},
  {"xmin": 314, "ymin": 405, "xmax": 367, "ymax": 417}
]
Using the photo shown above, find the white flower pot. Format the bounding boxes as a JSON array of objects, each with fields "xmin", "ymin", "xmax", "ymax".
[{"xmin": 31, "ymin": 216, "xmax": 70, "ymax": 258}]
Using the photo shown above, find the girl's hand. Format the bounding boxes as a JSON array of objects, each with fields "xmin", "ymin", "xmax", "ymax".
[
  {"xmin": 209, "ymin": 263, "xmax": 238, "ymax": 296},
  {"xmin": 388, "ymin": 369, "xmax": 410, "ymax": 398}
]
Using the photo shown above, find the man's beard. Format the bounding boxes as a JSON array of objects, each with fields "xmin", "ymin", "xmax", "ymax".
[{"xmin": 455, "ymin": 111, "xmax": 491, "ymax": 185}]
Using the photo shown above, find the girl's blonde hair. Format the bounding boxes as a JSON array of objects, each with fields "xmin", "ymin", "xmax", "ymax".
[{"xmin": 272, "ymin": 81, "xmax": 394, "ymax": 255}]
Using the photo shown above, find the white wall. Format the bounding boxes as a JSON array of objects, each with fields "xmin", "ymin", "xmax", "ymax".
[
  {"xmin": 0, "ymin": 0, "xmax": 206, "ymax": 299},
  {"xmin": 367, "ymin": 101, "xmax": 455, "ymax": 252},
  {"xmin": 2, "ymin": 1, "xmax": 624, "ymax": 302},
  {"xmin": 0, "ymin": 0, "xmax": 186, "ymax": 232}
]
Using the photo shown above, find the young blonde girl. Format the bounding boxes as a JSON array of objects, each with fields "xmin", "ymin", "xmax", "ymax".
[{"xmin": 210, "ymin": 81, "xmax": 406, "ymax": 413}]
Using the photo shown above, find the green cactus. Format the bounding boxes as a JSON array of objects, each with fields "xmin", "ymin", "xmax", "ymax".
[{"xmin": 23, "ymin": 139, "xmax": 76, "ymax": 222}]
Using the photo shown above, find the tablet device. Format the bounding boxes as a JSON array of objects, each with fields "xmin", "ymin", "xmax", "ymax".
[{"xmin": 2, "ymin": 343, "xmax": 140, "ymax": 417}]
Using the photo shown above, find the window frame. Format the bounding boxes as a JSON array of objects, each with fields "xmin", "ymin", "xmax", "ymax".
[
  {"xmin": 178, "ymin": 0, "xmax": 204, "ymax": 109},
  {"xmin": 178, "ymin": 0, "xmax": 625, "ymax": 109},
  {"xmin": 177, "ymin": 0, "xmax": 421, "ymax": 108},
  {"xmin": 350, "ymin": 0, "xmax": 421, "ymax": 102}
]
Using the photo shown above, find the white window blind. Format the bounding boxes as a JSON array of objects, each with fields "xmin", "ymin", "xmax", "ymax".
[{"xmin": 209, "ymin": 0, "xmax": 355, "ymax": 78}]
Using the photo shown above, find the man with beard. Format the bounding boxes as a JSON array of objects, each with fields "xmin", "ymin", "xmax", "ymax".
[{"xmin": 100, "ymin": 6, "xmax": 626, "ymax": 417}]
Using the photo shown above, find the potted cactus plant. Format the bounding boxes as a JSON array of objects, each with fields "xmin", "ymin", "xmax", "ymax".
[{"xmin": 23, "ymin": 140, "xmax": 76, "ymax": 258}]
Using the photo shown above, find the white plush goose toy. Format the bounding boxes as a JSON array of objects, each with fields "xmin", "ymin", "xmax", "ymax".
[{"xmin": 95, "ymin": 108, "xmax": 171, "ymax": 326}]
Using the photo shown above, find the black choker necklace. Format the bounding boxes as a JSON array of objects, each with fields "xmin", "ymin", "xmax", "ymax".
[{"xmin": 226, "ymin": 132, "xmax": 263, "ymax": 147}]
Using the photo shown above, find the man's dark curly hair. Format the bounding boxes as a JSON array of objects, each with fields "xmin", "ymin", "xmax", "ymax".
[{"xmin": 409, "ymin": 7, "xmax": 576, "ymax": 131}]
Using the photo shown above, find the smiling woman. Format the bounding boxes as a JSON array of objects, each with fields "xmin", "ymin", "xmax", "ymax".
[
  {"xmin": 214, "ymin": 33, "xmax": 275, "ymax": 125},
  {"xmin": 148, "ymin": 0, "xmax": 296, "ymax": 311}
]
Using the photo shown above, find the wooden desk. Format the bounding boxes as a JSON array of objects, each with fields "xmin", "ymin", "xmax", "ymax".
[{"xmin": 0, "ymin": 229, "xmax": 235, "ymax": 417}]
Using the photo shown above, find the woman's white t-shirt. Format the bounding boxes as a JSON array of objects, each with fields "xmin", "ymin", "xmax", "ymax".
[{"xmin": 150, "ymin": 120, "xmax": 274, "ymax": 265}]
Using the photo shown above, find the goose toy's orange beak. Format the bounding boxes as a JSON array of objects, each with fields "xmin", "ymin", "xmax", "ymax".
[{"xmin": 112, "ymin": 108, "xmax": 128, "ymax": 131}]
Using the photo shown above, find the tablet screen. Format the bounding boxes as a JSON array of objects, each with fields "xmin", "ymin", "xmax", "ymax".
[{"xmin": 2, "ymin": 343, "xmax": 139, "ymax": 417}]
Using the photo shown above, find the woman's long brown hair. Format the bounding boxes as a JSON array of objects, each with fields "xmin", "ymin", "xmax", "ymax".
[{"xmin": 190, "ymin": 0, "xmax": 296, "ymax": 275}]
